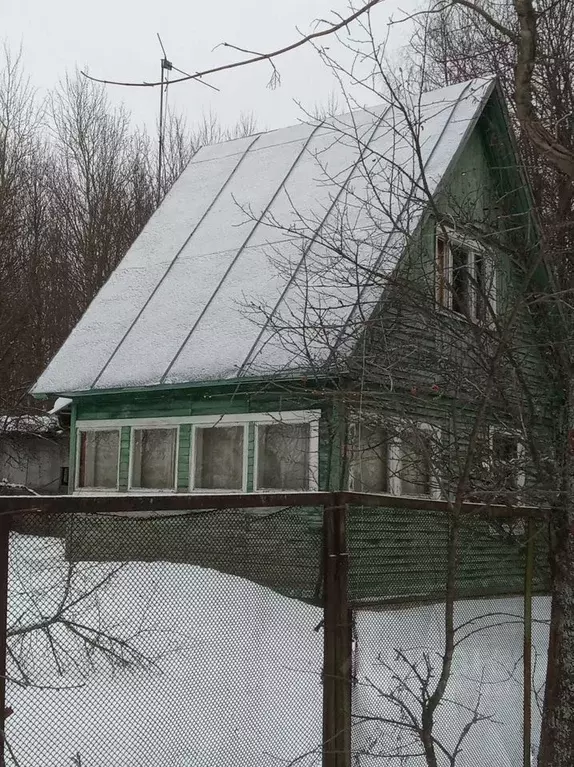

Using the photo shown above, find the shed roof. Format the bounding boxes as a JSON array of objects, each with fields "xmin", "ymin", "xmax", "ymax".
[{"xmin": 33, "ymin": 77, "xmax": 496, "ymax": 396}]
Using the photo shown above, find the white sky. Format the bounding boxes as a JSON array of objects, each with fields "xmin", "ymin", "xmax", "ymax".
[{"xmin": 3, "ymin": 0, "xmax": 419, "ymax": 133}]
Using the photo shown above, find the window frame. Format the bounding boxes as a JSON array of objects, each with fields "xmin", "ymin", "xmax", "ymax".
[
  {"xmin": 391, "ymin": 422, "xmax": 442, "ymax": 500},
  {"xmin": 75, "ymin": 411, "xmax": 321, "ymax": 495},
  {"xmin": 75, "ymin": 426, "xmax": 121, "ymax": 493},
  {"xmin": 348, "ymin": 421, "xmax": 391, "ymax": 494},
  {"xmin": 190, "ymin": 420, "xmax": 249, "ymax": 493},
  {"xmin": 253, "ymin": 413, "xmax": 320, "ymax": 492},
  {"xmin": 436, "ymin": 229, "xmax": 497, "ymax": 323},
  {"xmin": 349, "ymin": 419, "xmax": 442, "ymax": 500},
  {"xmin": 489, "ymin": 427, "xmax": 526, "ymax": 491},
  {"xmin": 128, "ymin": 424, "xmax": 180, "ymax": 493}
]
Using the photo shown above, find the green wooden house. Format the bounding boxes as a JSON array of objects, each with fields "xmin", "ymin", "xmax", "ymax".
[{"xmin": 31, "ymin": 77, "xmax": 548, "ymax": 603}]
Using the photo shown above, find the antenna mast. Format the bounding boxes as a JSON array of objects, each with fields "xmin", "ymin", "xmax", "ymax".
[{"xmin": 157, "ymin": 34, "xmax": 172, "ymax": 206}]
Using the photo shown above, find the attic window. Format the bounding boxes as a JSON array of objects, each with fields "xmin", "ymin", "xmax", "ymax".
[
  {"xmin": 131, "ymin": 428, "xmax": 177, "ymax": 490},
  {"xmin": 255, "ymin": 422, "xmax": 311, "ymax": 491},
  {"xmin": 77, "ymin": 430, "xmax": 119, "ymax": 489},
  {"xmin": 194, "ymin": 425, "xmax": 245, "ymax": 491},
  {"xmin": 436, "ymin": 233, "xmax": 495, "ymax": 322}
]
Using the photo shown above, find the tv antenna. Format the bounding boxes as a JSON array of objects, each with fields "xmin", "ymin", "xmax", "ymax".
[{"xmin": 156, "ymin": 34, "xmax": 219, "ymax": 205}]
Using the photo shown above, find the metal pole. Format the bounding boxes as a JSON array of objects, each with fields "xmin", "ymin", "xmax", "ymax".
[
  {"xmin": 322, "ymin": 504, "xmax": 351, "ymax": 767},
  {"xmin": 0, "ymin": 515, "xmax": 11, "ymax": 766},
  {"xmin": 523, "ymin": 517, "xmax": 535, "ymax": 767},
  {"xmin": 157, "ymin": 60, "xmax": 165, "ymax": 206}
]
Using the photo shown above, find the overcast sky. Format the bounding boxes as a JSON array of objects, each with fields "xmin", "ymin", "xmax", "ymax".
[{"xmin": 4, "ymin": 0, "xmax": 418, "ymax": 134}]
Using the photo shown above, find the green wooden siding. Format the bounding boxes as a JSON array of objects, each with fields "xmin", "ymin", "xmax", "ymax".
[
  {"xmin": 119, "ymin": 427, "xmax": 131, "ymax": 491},
  {"xmin": 177, "ymin": 425, "xmax": 191, "ymax": 490}
]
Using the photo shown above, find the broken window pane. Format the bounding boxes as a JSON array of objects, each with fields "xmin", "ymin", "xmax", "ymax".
[
  {"xmin": 195, "ymin": 425, "xmax": 244, "ymax": 490},
  {"xmin": 257, "ymin": 422, "xmax": 310, "ymax": 490},
  {"xmin": 399, "ymin": 429, "xmax": 432, "ymax": 496},
  {"xmin": 352, "ymin": 424, "xmax": 389, "ymax": 492},
  {"xmin": 78, "ymin": 430, "xmax": 119, "ymax": 489},
  {"xmin": 131, "ymin": 428, "xmax": 177, "ymax": 490}
]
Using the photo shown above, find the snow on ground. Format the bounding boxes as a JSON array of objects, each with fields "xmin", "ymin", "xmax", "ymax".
[{"xmin": 5, "ymin": 534, "xmax": 550, "ymax": 766}]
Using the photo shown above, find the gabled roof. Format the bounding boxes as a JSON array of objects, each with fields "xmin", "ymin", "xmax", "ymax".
[{"xmin": 33, "ymin": 77, "xmax": 497, "ymax": 396}]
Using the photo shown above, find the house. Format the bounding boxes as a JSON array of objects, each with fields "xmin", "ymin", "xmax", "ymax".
[
  {"xmin": 0, "ymin": 413, "xmax": 69, "ymax": 494},
  {"xmin": 30, "ymin": 77, "xmax": 548, "ymax": 600}
]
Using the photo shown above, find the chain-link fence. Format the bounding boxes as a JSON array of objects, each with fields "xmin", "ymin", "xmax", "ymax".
[{"xmin": 0, "ymin": 493, "xmax": 550, "ymax": 767}]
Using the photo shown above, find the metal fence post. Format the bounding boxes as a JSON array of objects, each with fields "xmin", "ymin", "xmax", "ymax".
[
  {"xmin": 322, "ymin": 503, "xmax": 351, "ymax": 767},
  {"xmin": 523, "ymin": 516, "xmax": 535, "ymax": 767},
  {"xmin": 0, "ymin": 514, "xmax": 10, "ymax": 767}
]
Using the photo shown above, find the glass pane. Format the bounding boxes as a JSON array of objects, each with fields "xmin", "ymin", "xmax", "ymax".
[
  {"xmin": 131, "ymin": 429, "xmax": 177, "ymax": 489},
  {"xmin": 492, "ymin": 433, "xmax": 518, "ymax": 489},
  {"xmin": 257, "ymin": 423, "xmax": 310, "ymax": 490},
  {"xmin": 451, "ymin": 243, "xmax": 470, "ymax": 315},
  {"xmin": 78, "ymin": 430, "xmax": 119, "ymax": 488},
  {"xmin": 399, "ymin": 430, "xmax": 431, "ymax": 496},
  {"xmin": 475, "ymin": 251, "xmax": 487, "ymax": 321},
  {"xmin": 352, "ymin": 425, "xmax": 389, "ymax": 492},
  {"xmin": 195, "ymin": 426, "xmax": 244, "ymax": 490}
]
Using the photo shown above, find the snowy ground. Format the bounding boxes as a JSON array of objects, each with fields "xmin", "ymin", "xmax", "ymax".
[{"xmin": 5, "ymin": 534, "xmax": 550, "ymax": 766}]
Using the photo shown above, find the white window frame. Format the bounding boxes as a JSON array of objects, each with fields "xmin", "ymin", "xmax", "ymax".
[
  {"xmin": 436, "ymin": 229, "xmax": 497, "ymax": 322},
  {"xmin": 390, "ymin": 422, "xmax": 442, "ymax": 500},
  {"xmin": 347, "ymin": 421, "xmax": 391, "ymax": 494},
  {"xmin": 349, "ymin": 419, "xmax": 441, "ymax": 500},
  {"xmin": 75, "ymin": 426, "xmax": 121, "ymax": 493},
  {"xmin": 128, "ymin": 424, "xmax": 180, "ymax": 493},
  {"xmin": 489, "ymin": 427, "xmax": 526, "ymax": 490},
  {"xmin": 75, "ymin": 411, "xmax": 321, "ymax": 495},
  {"xmin": 253, "ymin": 411, "xmax": 320, "ymax": 492},
  {"xmin": 190, "ymin": 420, "xmax": 249, "ymax": 493}
]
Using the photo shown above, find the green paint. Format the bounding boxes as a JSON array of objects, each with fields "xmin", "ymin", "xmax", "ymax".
[
  {"xmin": 177, "ymin": 425, "xmax": 191, "ymax": 490},
  {"xmin": 119, "ymin": 427, "xmax": 131, "ymax": 491}
]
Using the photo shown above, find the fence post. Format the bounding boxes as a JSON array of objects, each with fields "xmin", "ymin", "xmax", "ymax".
[
  {"xmin": 322, "ymin": 503, "xmax": 351, "ymax": 767},
  {"xmin": 523, "ymin": 516, "xmax": 535, "ymax": 767},
  {"xmin": 0, "ymin": 515, "xmax": 10, "ymax": 767}
]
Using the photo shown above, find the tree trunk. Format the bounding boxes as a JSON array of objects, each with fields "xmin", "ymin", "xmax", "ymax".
[{"xmin": 538, "ymin": 423, "xmax": 574, "ymax": 765}]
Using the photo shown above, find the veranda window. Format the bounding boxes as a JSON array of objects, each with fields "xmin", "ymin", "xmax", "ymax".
[
  {"xmin": 78, "ymin": 430, "xmax": 119, "ymax": 489},
  {"xmin": 350, "ymin": 424, "xmax": 390, "ymax": 493},
  {"xmin": 492, "ymin": 431, "xmax": 525, "ymax": 491},
  {"xmin": 194, "ymin": 425, "xmax": 245, "ymax": 490},
  {"xmin": 256, "ymin": 422, "xmax": 310, "ymax": 490},
  {"xmin": 131, "ymin": 428, "xmax": 177, "ymax": 490},
  {"xmin": 398, "ymin": 428, "xmax": 432, "ymax": 496}
]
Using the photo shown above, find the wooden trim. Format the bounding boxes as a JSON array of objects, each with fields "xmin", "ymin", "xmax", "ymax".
[
  {"xmin": 0, "ymin": 491, "xmax": 548, "ymax": 518},
  {"xmin": 75, "ymin": 410, "xmax": 322, "ymax": 430}
]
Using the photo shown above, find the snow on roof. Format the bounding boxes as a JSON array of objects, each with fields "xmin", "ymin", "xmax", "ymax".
[
  {"xmin": 33, "ymin": 78, "xmax": 496, "ymax": 396},
  {"xmin": 49, "ymin": 397, "xmax": 73, "ymax": 415}
]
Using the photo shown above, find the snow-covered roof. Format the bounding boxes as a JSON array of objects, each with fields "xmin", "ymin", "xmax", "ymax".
[{"xmin": 33, "ymin": 77, "xmax": 496, "ymax": 396}]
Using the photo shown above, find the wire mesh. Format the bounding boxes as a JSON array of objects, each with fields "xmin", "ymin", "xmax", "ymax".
[
  {"xmin": 347, "ymin": 504, "xmax": 551, "ymax": 767},
  {"xmin": 1, "ymin": 499, "xmax": 551, "ymax": 767},
  {"xmin": 5, "ymin": 506, "xmax": 324, "ymax": 766}
]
